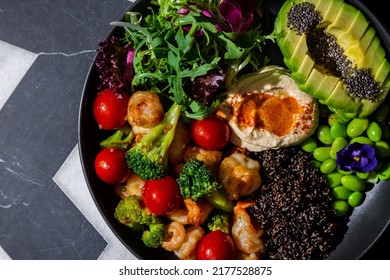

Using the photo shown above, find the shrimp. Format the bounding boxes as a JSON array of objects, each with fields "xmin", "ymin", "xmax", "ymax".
[
  {"xmin": 162, "ymin": 222, "xmax": 186, "ymax": 251},
  {"xmin": 168, "ymin": 121, "xmax": 191, "ymax": 165},
  {"xmin": 183, "ymin": 146, "xmax": 222, "ymax": 172},
  {"xmin": 231, "ymin": 201, "xmax": 266, "ymax": 259},
  {"xmin": 167, "ymin": 198, "xmax": 213, "ymax": 226},
  {"xmin": 174, "ymin": 226, "xmax": 205, "ymax": 260},
  {"xmin": 114, "ymin": 172, "xmax": 145, "ymax": 198},
  {"xmin": 218, "ymin": 152, "xmax": 262, "ymax": 200},
  {"xmin": 127, "ymin": 91, "xmax": 164, "ymax": 129}
]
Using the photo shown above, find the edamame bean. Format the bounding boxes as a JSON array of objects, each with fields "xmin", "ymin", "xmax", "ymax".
[
  {"xmin": 332, "ymin": 186, "xmax": 352, "ymax": 200},
  {"xmin": 301, "ymin": 137, "xmax": 317, "ymax": 153},
  {"xmin": 348, "ymin": 192, "xmax": 365, "ymax": 207},
  {"xmin": 313, "ymin": 147, "xmax": 331, "ymax": 162},
  {"xmin": 365, "ymin": 170, "xmax": 379, "ymax": 184},
  {"xmin": 320, "ymin": 158, "xmax": 337, "ymax": 174},
  {"xmin": 317, "ymin": 125, "xmax": 334, "ymax": 144},
  {"xmin": 328, "ymin": 113, "xmax": 348, "ymax": 126},
  {"xmin": 341, "ymin": 175, "xmax": 366, "ymax": 192},
  {"xmin": 312, "ymin": 160, "xmax": 322, "ymax": 169},
  {"xmin": 374, "ymin": 140, "xmax": 390, "ymax": 158},
  {"xmin": 336, "ymin": 167, "xmax": 353, "ymax": 175},
  {"xmin": 330, "ymin": 137, "xmax": 348, "ymax": 159},
  {"xmin": 378, "ymin": 162, "xmax": 390, "ymax": 181},
  {"xmin": 380, "ymin": 122, "xmax": 390, "ymax": 139},
  {"xmin": 330, "ymin": 122, "xmax": 347, "ymax": 139},
  {"xmin": 366, "ymin": 121, "xmax": 382, "ymax": 142},
  {"xmin": 374, "ymin": 159, "xmax": 385, "ymax": 172},
  {"xmin": 326, "ymin": 172, "xmax": 344, "ymax": 188},
  {"xmin": 356, "ymin": 172, "xmax": 369, "ymax": 179},
  {"xmin": 333, "ymin": 200, "xmax": 350, "ymax": 217},
  {"xmin": 349, "ymin": 136, "xmax": 373, "ymax": 146},
  {"xmin": 347, "ymin": 118, "xmax": 369, "ymax": 138},
  {"xmin": 374, "ymin": 103, "xmax": 389, "ymax": 122}
]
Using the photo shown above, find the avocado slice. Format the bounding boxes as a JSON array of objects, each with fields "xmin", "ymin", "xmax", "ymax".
[
  {"xmin": 325, "ymin": 81, "xmax": 360, "ymax": 115},
  {"xmin": 275, "ymin": 0, "xmax": 390, "ymax": 118},
  {"xmin": 327, "ymin": 3, "xmax": 357, "ymax": 31},
  {"xmin": 321, "ymin": 0, "xmax": 344, "ymax": 24},
  {"xmin": 291, "ymin": 55, "xmax": 315, "ymax": 84},
  {"xmin": 344, "ymin": 26, "xmax": 376, "ymax": 64},
  {"xmin": 331, "ymin": 10, "xmax": 370, "ymax": 50},
  {"xmin": 362, "ymin": 37, "xmax": 386, "ymax": 74},
  {"xmin": 300, "ymin": 69, "xmax": 339, "ymax": 100}
]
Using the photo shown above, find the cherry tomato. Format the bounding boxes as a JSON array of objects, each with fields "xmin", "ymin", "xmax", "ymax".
[
  {"xmin": 93, "ymin": 88, "xmax": 129, "ymax": 130},
  {"xmin": 94, "ymin": 148, "xmax": 128, "ymax": 185},
  {"xmin": 197, "ymin": 230, "xmax": 236, "ymax": 260},
  {"xmin": 190, "ymin": 115, "xmax": 230, "ymax": 150},
  {"xmin": 142, "ymin": 176, "xmax": 182, "ymax": 215}
]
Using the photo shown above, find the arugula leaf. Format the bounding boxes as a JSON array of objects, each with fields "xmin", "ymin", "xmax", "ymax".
[{"xmin": 111, "ymin": 0, "xmax": 271, "ymax": 119}]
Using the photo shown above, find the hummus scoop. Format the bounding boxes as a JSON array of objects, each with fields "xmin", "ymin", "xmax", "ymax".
[{"xmin": 217, "ymin": 65, "xmax": 319, "ymax": 152}]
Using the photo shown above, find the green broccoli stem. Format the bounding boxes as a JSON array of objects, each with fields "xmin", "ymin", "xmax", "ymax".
[
  {"xmin": 100, "ymin": 125, "xmax": 134, "ymax": 149},
  {"xmin": 139, "ymin": 102, "xmax": 182, "ymax": 156},
  {"xmin": 205, "ymin": 189, "xmax": 234, "ymax": 213}
]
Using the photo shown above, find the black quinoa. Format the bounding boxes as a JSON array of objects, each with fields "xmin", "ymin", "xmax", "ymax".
[{"xmin": 247, "ymin": 146, "xmax": 349, "ymax": 260}]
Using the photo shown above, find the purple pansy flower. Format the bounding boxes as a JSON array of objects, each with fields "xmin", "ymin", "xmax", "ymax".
[
  {"xmin": 336, "ymin": 142, "xmax": 378, "ymax": 173},
  {"xmin": 219, "ymin": 0, "xmax": 258, "ymax": 34}
]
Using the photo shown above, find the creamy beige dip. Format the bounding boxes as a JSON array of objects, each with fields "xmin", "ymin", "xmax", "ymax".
[{"xmin": 217, "ymin": 65, "xmax": 319, "ymax": 151}]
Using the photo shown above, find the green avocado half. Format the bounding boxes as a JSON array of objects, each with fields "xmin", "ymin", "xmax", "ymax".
[{"xmin": 274, "ymin": 0, "xmax": 390, "ymax": 118}]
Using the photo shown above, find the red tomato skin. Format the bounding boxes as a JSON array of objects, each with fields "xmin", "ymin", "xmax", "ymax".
[
  {"xmin": 142, "ymin": 176, "xmax": 182, "ymax": 215},
  {"xmin": 190, "ymin": 115, "xmax": 230, "ymax": 150},
  {"xmin": 94, "ymin": 148, "xmax": 128, "ymax": 185},
  {"xmin": 93, "ymin": 88, "xmax": 129, "ymax": 130},
  {"xmin": 197, "ymin": 230, "xmax": 237, "ymax": 260}
]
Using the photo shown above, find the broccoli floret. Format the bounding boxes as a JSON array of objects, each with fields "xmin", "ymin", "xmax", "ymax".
[
  {"xmin": 206, "ymin": 210, "xmax": 232, "ymax": 235},
  {"xmin": 177, "ymin": 158, "xmax": 233, "ymax": 213},
  {"xmin": 100, "ymin": 125, "xmax": 135, "ymax": 149},
  {"xmin": 126, "ymin": 102, "xmax": 182, "ymax": 180},
  {"xmin": 114, "ymin": 196, "xmax": 168, "ymax": 248},
  {"xmin": 142, "ymin": 223, "xmax": 167, "ymax": 248},
  {"xmin": 114, "ymin": 195, "xmax": 161, "ymax": 230}
]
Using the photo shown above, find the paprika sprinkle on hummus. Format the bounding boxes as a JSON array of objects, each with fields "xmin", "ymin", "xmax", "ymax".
[{"xmin": 217, "ymin": 65, "xmax": 319, "ymax": 151}]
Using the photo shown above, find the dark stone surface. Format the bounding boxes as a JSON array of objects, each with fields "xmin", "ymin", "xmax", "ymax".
[
  {"xmin": 0, "ymin": 0, "xmax": 131, "ymax": 260},
  {"xmin": 0, "ymin": 0, "xmax": 389, "ymax": 260}
]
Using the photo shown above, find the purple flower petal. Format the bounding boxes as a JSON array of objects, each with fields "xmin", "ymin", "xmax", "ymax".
[
  {"xmin": 336, "ymin": 142, "xmax": 377, "ymax": 173},
  {"xmin": 219, "ymin": 0, "xmax": 255, "ymax": 34},
  {"xmin": 201, "ymin": 10, "xmax": 213, "ymax": 18}
]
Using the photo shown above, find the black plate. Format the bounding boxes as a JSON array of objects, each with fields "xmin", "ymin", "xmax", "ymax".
[{"xmin": 78, "ymin": 0, "xmax": 390, "ymax": 260}]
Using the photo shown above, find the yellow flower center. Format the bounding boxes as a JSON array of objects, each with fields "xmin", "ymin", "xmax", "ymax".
[{"xmin": 353, "ymin": 156, "xmax": 360, "ymax": 162}]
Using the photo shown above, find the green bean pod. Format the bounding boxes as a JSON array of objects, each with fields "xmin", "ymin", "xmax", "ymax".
[
  {"xmin": 348, "ymin": 191, "xmax": 365, "ymax": 207},
  {"xmin": 333, "ymin": 200, "xmax": 350, "ymax": 217},
  {"xmin": 341, "ymin": 175, "xmax": 366, "ymax": 192},
  {"xmin": 330, "ymin": 137, "xmax": 348, "ymax": 159},
  {"xmin": 378, "ymin": 162, "xmax": 390, "ymax": 181},
  {"xmin": 313, "ymin": 147, "xmax": 331, "ymax": 162},
  {"xmin": 317, "ymin": 125, "xmax": 334, "ymax": 145},
  {"xmin": 332, "ymin": 186, "xmax": 352, "ymax": 200},
  {"xmin": 347, "ymin": 118, "xmax": 369, "ymax": 138},
  {"xmin": 366, "ymin": 122, "xmax": 382, "ymax": 142},
  {"xmin": 374, "ymin": 140, "xmax": 390, "ymax": 158},
  {"xmin": 326, "ymin": 172, "xmax": 344, "ymax": 188}
]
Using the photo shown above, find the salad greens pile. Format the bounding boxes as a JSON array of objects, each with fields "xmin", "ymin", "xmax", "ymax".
[{"xmin": 106, "ymin": 0, "xmax": 274, "ymax": 119}]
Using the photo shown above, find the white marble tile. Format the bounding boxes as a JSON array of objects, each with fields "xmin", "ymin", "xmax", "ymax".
[
  {"xmin": 0, "ymin": 246, "xmax": 11, "ymax": 260},
  {"xmin": 53, "ymin": 145, "xmax": 136, "ymax": 260},
  {"xmin": 0, "ymin": 40, "xmax": 37, "ymax": 110}
]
